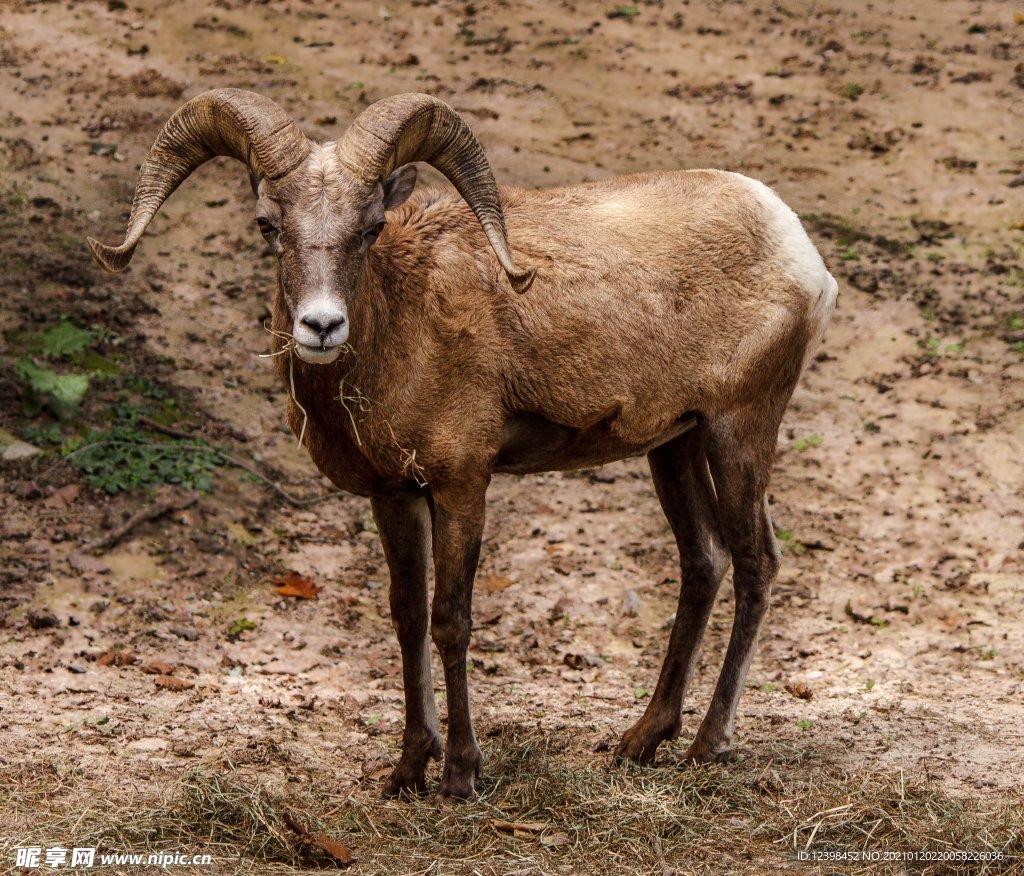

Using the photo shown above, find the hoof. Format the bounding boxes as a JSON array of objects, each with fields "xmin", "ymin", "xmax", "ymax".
[
  {"xmin": 682, "ymin": 741, "xmax": 736, "ymax": 764},
  {"xmin": 381, "ymin": 734, "xmax": 442, "ymax": 799},
  {"xmin": 612, "ymin": 731, "xmax": 662, "ymax": 766},
  {"xmin": 382, "ymin": 767, "xmax": 430, "ymax": 799},
  {"xmin": 612, "ymin": 718, "xmax": 679, "ymax": 766},
  {"xmin": 436, "ymin": 752, "xmax": 481, "ymax": 802}
]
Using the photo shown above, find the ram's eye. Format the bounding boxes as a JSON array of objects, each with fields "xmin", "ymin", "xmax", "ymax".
[
  {"xmin": 360, "ymin": 220, "xmax": 386, "ymax": 252},
  {"xmin": 256, "ymin": 216, "xmax": 276, "ymax": 236}
]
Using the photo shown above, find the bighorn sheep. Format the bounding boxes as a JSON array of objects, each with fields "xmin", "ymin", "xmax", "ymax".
[{"xmin": 88, "ymin": 89, "xmax": 838, "ymax": 800}]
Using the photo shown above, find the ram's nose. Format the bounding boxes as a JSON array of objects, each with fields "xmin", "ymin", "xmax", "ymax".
[
  {"xmin": 300, "ymin": 311, "xmax": 347, "ymax": 343},
  {"xmin": 293, "ymin": 303, "xmax": 349, "ymax": 364}
]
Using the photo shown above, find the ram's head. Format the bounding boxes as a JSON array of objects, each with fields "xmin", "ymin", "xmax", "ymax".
[{"xmin": 87, "ymin": 89, "xmax": 535, "ymax": 364}]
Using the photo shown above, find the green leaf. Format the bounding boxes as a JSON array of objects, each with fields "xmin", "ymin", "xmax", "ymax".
[
  {"xmin": 227, "ymin": 618, "xmax": 257, "ymax": 641},
  {"xmin": 15, "ymin": 359, "xmax": 90, "ymax": 420},
  {"xmin": 840, "ymin": 82, "xmax": 864, "ymax": 101},
  {"xmin": 42, "ymin": 321, "xmax": 93, "ymax": 358}
]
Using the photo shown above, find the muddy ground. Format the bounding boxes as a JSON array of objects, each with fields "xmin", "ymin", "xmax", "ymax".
[{"xmin": 1, "ymin": 0, "xmax": 1023, "ymax": 874}]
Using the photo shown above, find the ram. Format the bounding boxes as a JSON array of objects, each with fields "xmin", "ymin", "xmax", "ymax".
[{"xmin": 88, "ymin": 89, "xmax": 838, "ymax": 801}]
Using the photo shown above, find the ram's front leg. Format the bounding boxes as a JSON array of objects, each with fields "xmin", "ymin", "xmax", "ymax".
[
  {"xmin": 429, "ymin": 484, "xmax": 488, "ymax": 801},
  {"xmin": 371, "ymin": 492, "xmax": 442, "ymax": 798}
]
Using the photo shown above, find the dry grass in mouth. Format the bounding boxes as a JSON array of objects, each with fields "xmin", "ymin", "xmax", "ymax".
[
  {"xmin": 260, "ymin": 325, "xmax": 314, "ymax": 450},
  {"xmin": 3, "ymin": 727, "xmax": 1022, "ymax": 875}
]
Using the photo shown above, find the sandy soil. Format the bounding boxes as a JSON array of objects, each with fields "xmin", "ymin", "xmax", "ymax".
[{"xmin": 1, "ymin": 0, "xmax": 1023, "ymax": 873}]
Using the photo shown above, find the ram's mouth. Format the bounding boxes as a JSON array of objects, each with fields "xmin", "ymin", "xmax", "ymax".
[{"xmin": 294, "ymin": 344, "xmax": 344, "ymax": 365}]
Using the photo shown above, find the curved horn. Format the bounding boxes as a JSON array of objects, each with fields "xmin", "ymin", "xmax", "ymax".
[
  {"xmin": 87, "ymin": 89, "xmax": 310, "ymax": 273},
  {"xmin": 336, "ymin": 93, "xmax": 536, "ymax": 293}
]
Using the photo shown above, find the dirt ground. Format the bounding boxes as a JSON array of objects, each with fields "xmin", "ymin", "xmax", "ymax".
[{"xmin": 1, "ymin": 0, "xmax": 1023, "ymax": 873}]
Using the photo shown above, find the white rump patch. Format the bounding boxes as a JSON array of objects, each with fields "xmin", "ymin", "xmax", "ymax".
[{"xmin": 730, "ymin": 173, "xmax": 838, "ymax": 363}]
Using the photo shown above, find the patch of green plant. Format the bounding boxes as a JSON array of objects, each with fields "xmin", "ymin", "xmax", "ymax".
[
  {"xmin": 64, "ymin": 417, "xmax": 225, "ymax": 495},
  {"xmin": 22, "ymin": 422, "xmax": 64, "ymax": 447},
  {"xmin": 864, "ymin": 421, "xmax": 881, "ymax": 433},
  {"xmin": 227, "ymin": 618, "xmax": 257, "ymax": 641},
  {"xmin": 793, "ymin": 434, "xmax": 823, "ymax": 452},
  {"xmin": 776, "ymin": 528, "xmax": 807, "ymax": 556},
  {"xmin": 797, "ymin": 719, "xmax": 814, "ymax": 730},
  {"xmin": 608, "ymin": 4, "xmax": 639, "ymax": 18},
  {"xmin": 41, "ymin": 320, "xmax": 94, "ymax": 358},
  {"xmin": 76, "ymin": 352, "xmax": 120, "ymax": 377},
  {"xmin": 0, "ymin": 182, "xmax": 26, "ymax": 215},
  {"xmin": 921, "ymin": 337, "xmax": 964, "ymax": 358},
  {"xmin": 1008, "ymin": 314, "xmax": 1024, "ymax": 331},
  {"xmin": 966, "ymin": 23, "xmax": 986, "ymax": 34},
  {"xmin": 839, "ymin": 246, "xmax": 860, "ymax": 261},
  {"xmin": 840, "ymin": 82, "xmax": 864, "ymax": 101},
  {"xmin": 15, "ymin": 360, "xmax": 90, "ymax": 420},
  {"xmin": 122, "ymin": 374, "xmax": 169, "ymax": 400}
]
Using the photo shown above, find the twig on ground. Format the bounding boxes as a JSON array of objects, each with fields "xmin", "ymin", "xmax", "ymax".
[
  {"xmin": 136, "ymin": 414, "xmax": 195, "ymax": 440},
  {"xmin": 217, "ymin": 447, "xmax": 340, "ymax": 508},
  {"xmin": 82, "ymin": 494, "xmax": 198, "ymax": 554}
]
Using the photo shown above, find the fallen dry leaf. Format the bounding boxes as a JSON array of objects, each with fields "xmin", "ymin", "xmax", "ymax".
[
  {"xmin": 476, "ymin": 608, "xmax": 503, "ymax": 626},
  {"xmin": 154, "ymin": 675, "xmax": 194, "ymax": 691},
  {"xmin": 97, "ymin": 650, "xmax": 135, "ymax": 667},
  {"xmin": 273, "ymin": 572, "xmax": 322, "ymax": 600},
  {"xmin": 941, "ymin": 615, "xmax": 972, "ymax": 632},
  {"xmin": 541, "ymin": 831, "xmax": 570, "ymax": 848},
  {"xmin": 42, "ymin": 484, "xmax": 80, "ymax": 510},
  {"xmin": 283, "ymin": 812, "xmax": 353, "ymax": 865},
  {"xmin": 141, "ymin": 661, "xmax": 176, "ymax": 675},
  {"xmin": 477, "ymin": 575, "xmax": 514, "ymax": 592},
  {"xmin": 226, "ymin": 522, "xmax": 256, "ymax": 545},
  {"xmin": 784, "ymin": 681, "xmax": 813, "ymax": 701}
]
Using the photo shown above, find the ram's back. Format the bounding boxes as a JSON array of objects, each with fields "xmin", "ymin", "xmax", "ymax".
[{"xmin": 387, "ymin": 170, "xmax": 837, "ymax": 468}]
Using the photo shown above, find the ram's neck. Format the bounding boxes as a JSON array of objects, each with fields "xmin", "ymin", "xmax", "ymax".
[{"xmin": 267, "ymin": 247, "xmax": 425, "ymax": 489}]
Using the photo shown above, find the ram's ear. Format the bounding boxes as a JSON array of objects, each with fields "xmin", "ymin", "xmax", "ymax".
[{"xmin": 382, "ymin": 164, "xmax": 417, "ymax": 210}]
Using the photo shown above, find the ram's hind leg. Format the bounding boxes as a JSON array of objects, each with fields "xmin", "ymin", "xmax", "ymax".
[
  {"xmin": 684, "ymin": 412, "xmax": 782, "ymax": 763},
  {"xmin": 372, "ymin": 492, "xmax": 442, "ymax": 797},
  {"xmin": 615, "ymin": 426, "xmax": 731, "ymax": 765}
]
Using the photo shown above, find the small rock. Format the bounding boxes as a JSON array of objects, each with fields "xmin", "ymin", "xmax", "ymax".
[
  {"xmin": 563, "ymin": 652, "xmax": 604, "ymax": 669},
  {"xmin": 621, "ymin": 589, "xmax": 640, "ymax": 617},
  {"xmin": 170, "ymin": 626, "xmax": 201, "ymax": 641},
  {"xmin": 69, "ymin": 553, "xmax": 110, "ymax": 574},
  {"xmin": 2, "ymin": 441, "xmax": 41, "ymax": 462},
  {"xmin": 27, "ymin": 608, "xmax": 59, "ymax": 629}
]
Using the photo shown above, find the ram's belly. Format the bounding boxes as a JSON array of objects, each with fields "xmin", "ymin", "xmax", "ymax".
[{"xmin": 493, "ymin": 408, "xmax": 697, "ymax": 475}]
